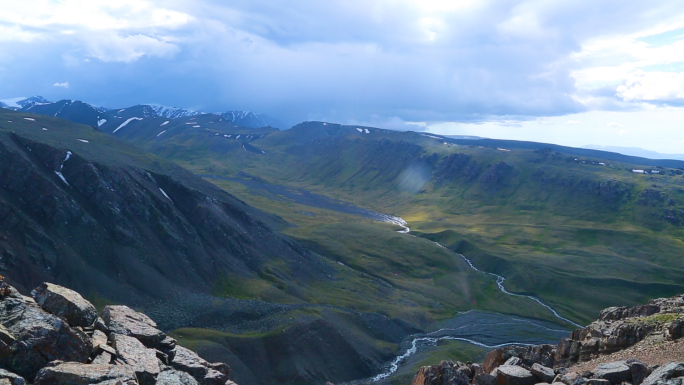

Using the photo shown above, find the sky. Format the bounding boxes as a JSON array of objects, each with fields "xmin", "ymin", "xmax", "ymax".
[{"xmin": 2, "ymin": 0, "xmax": 684, "ymax": 153}]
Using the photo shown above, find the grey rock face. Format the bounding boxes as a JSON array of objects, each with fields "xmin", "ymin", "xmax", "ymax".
[
  {"xmin": 530, "ymin": 363, "xmax": 555, "ymax": 383},
  {"xmin": 0, "ymin": 286, "xmax": 91, "ymax": 379},
  {"xmin": 495, "ymin": 366, "xmax": 537, "ymax": 385},
  {"xmin": 33, "ymin": 362, "xmax": 138, "ymax": 385},
  {"xmin": 627, "ymin": 359, "xmax": 648, "ymax": 385},
  {"xmin": 593, "ymin": 361, "xmax": 632, "ymax": 384},
  {"xmin": 0, "ymin": 369, "xmax": 25, "ymax": 385},
  {"xmin": 31, "ymin": 282, "xmax": 97, "ymax": 327},
  {"xmin": 484, "ymin": 345, "xmax": 556, "ymax": 374},
  {"xmin": 556, "ymin": 295, "xmax": 684, "ymax": 366},
  {"xmin": 155, "ymin": 370, "xmax": 200, "ymax": 385},
  {"xmin": 474, "ymin": 374, "xmax": 497, "ymax": 385},
  {"xmin": 111, "ymin": 333, "xmax": 161, "ymax": 384},
  {"xmin": 642, "ymin": 363, "xmax": 684, "ymax": 385},
  {"xmin": 102, "ymin": 305, "xmax": 166, "ymax": 347},
  {"xmin": 170, "ymin": 346, "xmax": 230, "ymax": 385}
]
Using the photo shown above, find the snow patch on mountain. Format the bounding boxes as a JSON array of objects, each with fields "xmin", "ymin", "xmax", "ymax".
[
  {"xmin": 113, "ymin": 117, "xmax": 143, "ymax": 133},
  {"xmin": 0, "ymin": 97, "xmax": 28, "ymax": 109},
  {"xmin": 149, "ymin": 104, "xmax": 203, "ymax": 119}
]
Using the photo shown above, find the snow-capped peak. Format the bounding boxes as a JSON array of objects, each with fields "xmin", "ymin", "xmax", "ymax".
[
  {"xmin": 148, "ymin": 104, "xmax": 204, "ymax": 119},
  {"xmin": 0, "ymin": 96, "xmax": 51, "ymax": 110}
]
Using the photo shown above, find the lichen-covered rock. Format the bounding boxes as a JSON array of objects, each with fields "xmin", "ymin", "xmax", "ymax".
[
  {"xmin": 155, "ymin": 370, "xmax": 199, "ymax": 385},
  {"xmin": 170, "ymin": 346, "xmax": 230, "ymax": 385},
  {"xmin": 31, "ymin": 283, "xmax": 97, "ymax": 327},
  {"xmin": 33, "ymin": 362, "xmax": 138, "ymax": 385},
  {"xmin": 111, "ymin": 333, "xmax": 161, "ymax": 384},
  {"xmin": 102, "ymin": 305, "xmax": 166, "ymax": 348},
  {"xmin": 0, "ymin": 286, "xmax": 91, "ymax": 379},
  {"xmin": 556, "ymin": 295, "xmax": 684, "ymax": 366}
]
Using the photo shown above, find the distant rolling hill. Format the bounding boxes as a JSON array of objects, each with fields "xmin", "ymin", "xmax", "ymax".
[{"xmin": 102, "ymin": 119, "xmax": 684, "ymax": 323}]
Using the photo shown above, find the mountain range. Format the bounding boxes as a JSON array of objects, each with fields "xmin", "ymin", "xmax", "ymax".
[
  {"xmin": 0, "ymin": 96, "xmax": 283, "ymax": 129},
  {"xmin": 3, "ymin": 97, "xmax": 684, "ymax": 384}
]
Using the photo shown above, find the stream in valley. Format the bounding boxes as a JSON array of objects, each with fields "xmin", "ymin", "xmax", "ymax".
[{"xmin": 204, "ymin": 174, "xmax": 578, "ymax": 383}]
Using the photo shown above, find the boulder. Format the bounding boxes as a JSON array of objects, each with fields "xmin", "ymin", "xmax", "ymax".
[
  {"xmin": 627, "ymin": 359, "xmax": 648, "ymax": 385},
  {"xmin": 156, "ymin": 370, "xmax": 199, "ymax": 385},
  {"xmin": 33, "ymin": 362, "xmax": 138, "ymax": 385},
  {"xmin": 412, "ymin": 361, "xmax": 470, "ymax": 385},
  {"xmin": 530, "ymin": 363, "xmax": 555, "ymax": 383},
  {"xmin": 0, "ymin": 369, "xmax": 25, "ymax": 385},
  {"xmin": 593, "ymin": 361, "xmax": 632, "ymax": 384},
  {"xmin": 496, "ymin": 366, "xmax": 537, "ymax": 385},
  {"xmin": 91, "ymin": 329, "xmax": 108, "ymax": 351},
  {"xmin": 170, "ymin": 346, "xmax": 230, "ymax": 385},
  {"xmin": 486, "ymin": 345, "xmax": 556, "ymax": 373},
  {"xmin": 0, "ymin": 286, "xmax": 91, "ymax": 379},
  {"xmin": 474, "ymin": 374, "xmax": 497, "ymax": 385},
  {"xmin": 642, "ymin": 362, "xmax": 684, "ymax": 385},
  {"xmin": 504, "ymin": 357, "xmax": 523, "ymax": 367},
  {"xmin": 101, "ymin": 305, "xmax": 166, "ymax": 348},
  {"xmin": 111, "ymin": 333, "xmax": 161, "ymax": 384},
  {"xmin": 31, "ymin": 283, "xmax": 97, "ymax": 327},
  {"xmin": 91, "ymin": 350, "xmax": 113, "ymax": 365}
]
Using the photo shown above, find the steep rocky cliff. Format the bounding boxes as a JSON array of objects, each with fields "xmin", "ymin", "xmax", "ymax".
[
  {"xmin": 412, "ymin": 294, "xmax": 684, "ymax": 385},
  {"xmin": 0, "ymin": 280, "xmax": 236, "ymax": 385}
]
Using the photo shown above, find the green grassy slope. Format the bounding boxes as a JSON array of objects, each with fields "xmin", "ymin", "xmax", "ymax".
[{"xmin": 115, "ymin": 120, "xmax": 684, "ymax": 325}]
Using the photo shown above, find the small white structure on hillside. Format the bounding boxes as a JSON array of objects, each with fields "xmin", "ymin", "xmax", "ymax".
[{"xmin": 632, "ymin": 169, "xmax": 646, "ymax": 174}]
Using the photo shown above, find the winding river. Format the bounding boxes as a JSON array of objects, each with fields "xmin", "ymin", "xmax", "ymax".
[{"xmin": 205, "ymin": 175, "xmax": 579, "ymax": 383}]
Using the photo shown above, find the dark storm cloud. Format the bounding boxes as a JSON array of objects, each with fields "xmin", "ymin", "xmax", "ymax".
[{"xmin": 1, "ymin": 1, "xmax": 684, "ymax": 128}]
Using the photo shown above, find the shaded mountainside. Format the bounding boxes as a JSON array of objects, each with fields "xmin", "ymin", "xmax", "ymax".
[{"xmin": 0, "ymin": 109, "xmax": 317, "ymax": 303}]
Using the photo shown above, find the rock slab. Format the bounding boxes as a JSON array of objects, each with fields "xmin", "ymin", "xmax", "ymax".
[
  {"xmin": 31, "ymin": 282, "xmax": 97, "ymax": 327},
  {"xmin": 33, "ymin": 362, "xmax": 138, "ymax": 385}
]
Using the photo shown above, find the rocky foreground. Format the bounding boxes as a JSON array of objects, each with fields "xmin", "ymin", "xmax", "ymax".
[
  {"xmin": 0, "ymin": 280, "xmax": 236, "ymax": 385},
  {"xmin": 412, "ymin": 294, "xmax": 684, "ymax": 385}
]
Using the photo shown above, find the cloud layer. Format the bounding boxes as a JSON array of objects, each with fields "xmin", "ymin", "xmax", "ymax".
[{"xmin": 1, "ymin": 0, "xmax": 684, "ymax": 130}]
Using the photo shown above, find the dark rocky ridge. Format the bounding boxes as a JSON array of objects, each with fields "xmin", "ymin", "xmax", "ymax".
[
  {"xmin": 0, "ymin": 109, "xmax": 327, "ymax": 305},
  {"xmin": 0, "ymin": 280, "xmax": 236, "ymax": 384},
  {"xmin": 412, "ymin": 294, "xmax": 684, "ymax": 385}
]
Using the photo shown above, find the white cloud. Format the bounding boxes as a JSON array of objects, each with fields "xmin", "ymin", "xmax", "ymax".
[
  {"xmin": 84, "ymin": 33, "xmax": 180, "ymax": 62},
  {"xmin": 566, "ymin": 120, "xmax": 583, "ymax": 125},
  {"xmin": 53, "ymin": 82, "xmax": 70, "ymax": 88},
  {"xmin": 607, "ymin": 122, "xmax": 624, "ymax": 128},
  {"xmin": 0, "ymin": 1, "xmax": 192, "ymax": 32},
  {"xmin": 0, "ymin": 25, "xmax": 41, "ymax": 42},
  {"xmin": 616, "ymin": 71, "xmax": 684, "ymax": 101}
]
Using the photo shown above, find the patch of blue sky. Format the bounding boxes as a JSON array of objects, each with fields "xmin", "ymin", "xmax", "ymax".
[
  {"xmin": 640, "ymin": 63, "xmax": 684, "ymax": 73},
  {"xmin": 637, "ymin": 28, "xmax": 684, "ymax": 47}
]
